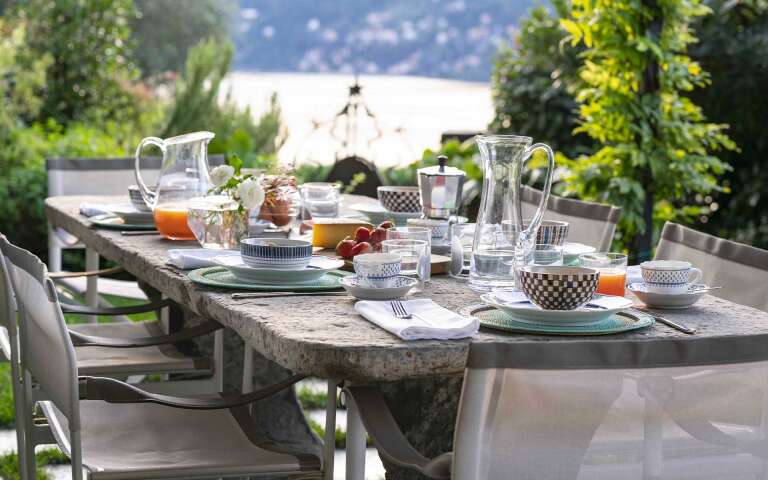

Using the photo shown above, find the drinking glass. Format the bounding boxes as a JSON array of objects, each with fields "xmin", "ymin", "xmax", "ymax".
[
  {"xmin": 450, "ymin": 223, "xmax": 475, "ymax": 278},
  {"xmin": 580, "ymin": 252, "xmax": 628, "ymax": 296},
  {"xmin": 527, "ymin": 244, "xmax": 564, "ymax": 266},
  {"xmin": 300, "ymin": 182, "xmax": 341, "ymax": 219},
  {"xmin": 386, "ymin": 227, "xmax": 432, "ymax": 283},
  {"xmin": 381, "ymin": 239, "xmax": 429, "ymax": 293}
]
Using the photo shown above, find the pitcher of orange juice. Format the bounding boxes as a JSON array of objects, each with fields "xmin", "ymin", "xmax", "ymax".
[{"xmin": 134, "ymin": 131, "xmax": 215, "ymax": 240}]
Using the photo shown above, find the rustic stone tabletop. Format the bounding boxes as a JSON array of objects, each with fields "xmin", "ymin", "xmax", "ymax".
[{"xmin": 46, "ymin": 195, "xmax": 768, "ymax": 382}]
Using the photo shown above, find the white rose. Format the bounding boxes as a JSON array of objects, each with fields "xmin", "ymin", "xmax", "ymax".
[
  {"xmin": 237, "ymin": 177, "xmax": 265, "ymax": 210},
  {"xmin": 210, "ymin": 165, "xmax": 234, "ymax": 187}
]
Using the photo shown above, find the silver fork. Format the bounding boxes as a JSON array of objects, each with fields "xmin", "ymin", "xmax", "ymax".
[{"xmin": 390, "ymin": 300, "xmax": 436, "ymax": 327}]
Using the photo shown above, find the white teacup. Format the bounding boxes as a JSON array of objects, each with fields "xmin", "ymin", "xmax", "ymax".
[
  {"xmin": 640, "ymin": 260, "xmax": 703, "ymax": 294},
  {"xmin": 353, "ymin": 253, "xmax": 401, "ymax": 288}
]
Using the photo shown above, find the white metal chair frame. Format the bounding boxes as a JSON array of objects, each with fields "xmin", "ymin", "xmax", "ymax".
[
  {"xmin": 0, "ymin": 236, "xmax": 225, "ymax": 479},
  {"xmin": 5, "ymin": 236, "xmax": 320, "ymax": 480}
]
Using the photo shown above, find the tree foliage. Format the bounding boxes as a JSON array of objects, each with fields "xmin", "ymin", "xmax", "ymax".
[
  {"xmin": 131, "ymin": 0, "xmax": 234, "ymax": 78},
  {"xmin": 489, "ymin": 0, "xmax": 589, "ymax": 157},
  {"xmin": 162, "ymin": 38, "xmax": 285, "ymax": 171},
  {"xmin": 21, "ymin": 0, "xmax": 143, "ymax": 126},
  {"xmin": 559, "ymin": 0, "xmax": 736, "ymax": 256},
  {"xmin": 689, "ymin": 0, "xmax": 768, "ymax": 246}
]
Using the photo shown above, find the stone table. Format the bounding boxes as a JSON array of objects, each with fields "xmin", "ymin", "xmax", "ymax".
[{"xmin": 46, "ymin": 195, "xmax": 768, "ymax": 479}]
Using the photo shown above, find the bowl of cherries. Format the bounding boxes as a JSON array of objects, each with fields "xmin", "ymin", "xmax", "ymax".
[{"xmin": 335, "ymin": 221, "xmax": 395, "ymax": 259}]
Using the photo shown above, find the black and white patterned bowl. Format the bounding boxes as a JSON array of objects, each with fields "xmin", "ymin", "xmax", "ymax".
[
  {"xmin": 534, "ymin": 220, "xmax": 570, "ymax": 246},
  {"xmin": 128, "ymin": 185, "xmax": 155, "ymax": 212},
  {"xmin": 518, "ymin": 266, "xmax": 600, "ymax": 310},
  {"xmin": 377, "ymin": 186, "xmax": 422, "ymax": 213},
  {"xmin": 240, "ymin": 238, "xmax": 313, "ymax": 270}
]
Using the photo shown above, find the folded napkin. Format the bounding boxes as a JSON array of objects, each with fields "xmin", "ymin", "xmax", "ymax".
[
  {"xmin": 167, "ymin": 249, "xmax": 238, "ymax": 270},
  {"xmin": 354, "ymin": 299, "xmax": 479, "ymax": 341},
  {"xmin": 79, "ymin": 202, "xmax": 121, "ymax": 217},
  {"xmin": 626, "ymin": 265, "xmax": 642, "ymax": 285}
]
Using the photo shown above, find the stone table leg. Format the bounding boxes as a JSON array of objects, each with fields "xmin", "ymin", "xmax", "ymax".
[{"xmin": 378, "ymin": 376, "xmax": 464, "ymax": 480}]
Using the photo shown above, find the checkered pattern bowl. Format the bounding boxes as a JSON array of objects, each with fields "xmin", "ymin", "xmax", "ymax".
[
  {"xmin": 377, "ymin": 186, "xmax": 422, "ymax": 213},
  {"xmin": 518, "ymin": 266, "xmax": 600, "ymax": 310},
  {"xmin": 240, "ymin": 238, "xmax": 313, "ymax": 270}
]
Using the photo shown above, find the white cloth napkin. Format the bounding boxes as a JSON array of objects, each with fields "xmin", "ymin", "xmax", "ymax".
[
  {"xmin": 626, "ymin": 265, "xmax": 642, "ymax": 285},
  {"xmin": 354, "ymin": 299, "xmax": 479, "ymax": 340},
  {"xmin": 167, "ymin": 249, "xmax": 238, "ymax": 270}
]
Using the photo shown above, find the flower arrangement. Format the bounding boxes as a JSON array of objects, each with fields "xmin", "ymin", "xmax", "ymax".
[{"xmin": 209, "ymin": 161, "xmax": 265, "ymax": 212}]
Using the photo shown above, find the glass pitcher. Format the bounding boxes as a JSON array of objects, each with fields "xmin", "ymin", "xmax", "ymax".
[
  {"xmin": 135, "ymin": 131, "xmax": 215, "ymax": 240},
  {"xmin": 469, "ymin": 135, "xmax": 555, "ymax": 291}
]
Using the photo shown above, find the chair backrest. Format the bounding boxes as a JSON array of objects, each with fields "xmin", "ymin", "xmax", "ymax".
[
  {"xmin": 655, "ymin": 222, "xmax": 768, "ymax": 311},
  {"xmin": 453, "ymin": 341, "xmax": 768, "ymax": 479},
  {"xmin": 46, "ymin": 155, "xmax": 225, "ymax": 196},
  {"xmin": 0, "ymin": 235, "xmax": 16, "ymax": 333},
  {"xmin": 520, "ymin": 186, "xmax": 621, "ymax": 251},
  {"xmin": 325, "ymin": 156, "xmax": 383, "ymax": 198},
  {"xmin": 1, "ymin": 237, "xmax": 80, "ymax": 429}
]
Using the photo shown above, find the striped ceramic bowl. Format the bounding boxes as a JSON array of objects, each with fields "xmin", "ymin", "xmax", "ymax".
[{"xmin": 240, "ymin": 238, "xmax": 313, "ymax": 270}]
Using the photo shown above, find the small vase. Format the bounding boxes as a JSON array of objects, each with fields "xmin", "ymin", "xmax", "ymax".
[
  {"xmin": 258, "ymin": 175, "xmax": 300, "ymax": 230},
  {"xmin": 187, "ymin": 196, "xmax": 250, "ymax": 249}
]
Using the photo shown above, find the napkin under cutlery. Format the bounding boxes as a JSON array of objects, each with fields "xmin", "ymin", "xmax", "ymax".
[
  {"xmin": 354, "ymin": 299, "xmax": 479, "ymax": 341},
  {"xmin": 167, "ymin": 249, "xmax": 238, "ymax": 270}
]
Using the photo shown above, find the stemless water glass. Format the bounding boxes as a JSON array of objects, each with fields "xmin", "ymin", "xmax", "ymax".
[
  {"xmin": 526, "ymin": 244, "xmax": 564, "ymax": 266},
  {"xmin": 580, "ymin": 252, "xmax": 628, "ymax": 296},
  {"xmin": 300, "ymin": 182, "xmax": 341, "ymax": 219},
  {"xmin": 386, "ymin": 227, "xmax": 431, "ymax": 283},
  {"xmin": 450, "ymin": 223, "xmax": 476, "ymax": 278},
  {"xmin": 381, "ymin": 239, "xmax": 429, "ymax": 293}
]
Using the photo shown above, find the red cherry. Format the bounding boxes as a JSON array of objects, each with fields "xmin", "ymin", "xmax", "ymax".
[
  {"xmin": 379, "ymin": 220, "xmax": 395, "ymax": 229},
  {"xmin": 354, "ymin": 226, "xmax": 372, "ymax": 242},
  {"xmin": 350, "ymin": 242, "xmax": 373, "ymax": 256},
  {"xmin": 335, "ymin": 237, "xmax": 357, "ymax": 259}
]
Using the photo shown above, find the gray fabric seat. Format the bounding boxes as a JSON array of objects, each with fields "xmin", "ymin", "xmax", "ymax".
[
  {"xmin": 70, "ymin": 321, "xmax": 211, "ymax": 376},
  {"xmin": 655, "ymin": 222, "xmax": 768, "ymax": 311},
  {"xmin": 520, "ymin": 186, "xmax": 621, "ymax": 251},
  {"xmin": 41, "ymin": 401, "xmax": 319, "ymax": 480}
]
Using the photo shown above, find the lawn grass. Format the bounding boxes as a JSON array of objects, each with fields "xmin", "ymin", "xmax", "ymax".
[
  {"xmin": 0, "ymin": 364, "xmax": 15, "ymax": 428},
  {"xmin": 0, "ymin": 448, "xmax": 71, "ymax": 480},
  {"xmin": 296, "ymin": 385, "xmax": 328, "ymax": 410}
]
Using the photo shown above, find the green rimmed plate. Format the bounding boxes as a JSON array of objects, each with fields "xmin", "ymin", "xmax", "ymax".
[
  {"xmin": 459, "ymin": 304, "xmax": 654, "ymax": 336},
  {"xmin": 188, "ymin": 266, "xmax": 350, "ymax": 291},
  {"xmin": 89, "ymin": 214, "xmax": 156, "ymax": 231}
]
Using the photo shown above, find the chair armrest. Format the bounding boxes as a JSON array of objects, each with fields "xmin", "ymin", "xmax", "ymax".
[
  {"xmin": 69, "ymin": 320, "xmax": 222, "ymax": 348},
  {"xmin": 60, "ymin": 297, "xmax": 174, "ymax": 316},
  {"xmin": 48, "ymin": 265, "xmax": 124, "ymax": 279},
  {"xmin": 343, "ymin": 386, "xmax": 452, "ymax": 479},
  {"xmin": 79, "ymin": 373, "xmax": 305, "ymax": 410}
]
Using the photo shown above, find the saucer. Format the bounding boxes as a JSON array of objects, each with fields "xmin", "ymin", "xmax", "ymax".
[
  {"xmin": 214, "ymin": 255, "xmax": 344, "ymax": 285},
  {"xmin": 562, "ymin": 242, "xmax": 597, "ymax": 265},
  {"xmin": 340, "ymin": 275, "xmax": 417, "ymax": 300},
  {"xmin": 480, "ymin": 291, "xmax": 633, "ymax": 326},
  {"xmin": 628, "ymin": 283, "xmax": 707, "ymax": 309},
  {"xmin": 89, "ymin": 214, "xmax": 156, "ymax": 231},
  {"xmin": 348, "ymin": 203, "xmax": 421, "ymax": 226}
]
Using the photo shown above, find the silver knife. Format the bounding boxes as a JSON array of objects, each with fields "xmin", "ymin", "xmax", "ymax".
[{"xmin": 630, "ymin": 308, "xmax": 697, "ymax": 334}]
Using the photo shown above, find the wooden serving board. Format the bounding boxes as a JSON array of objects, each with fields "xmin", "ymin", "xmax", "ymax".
[{"xmin": 341, "ymin": 254, "xmax": 451, "ymax": 275}]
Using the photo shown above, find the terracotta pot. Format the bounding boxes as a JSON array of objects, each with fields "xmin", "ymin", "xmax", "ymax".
[{"xmin": 258, "ymin": 199, "xmax": 293, "ymax": 227}]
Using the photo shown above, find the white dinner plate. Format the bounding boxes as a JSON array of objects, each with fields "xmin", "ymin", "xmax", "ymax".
[
  {"xmin": 214, "ymin": 255, "xmax": 344, "ymax": 285},
  {"xmin": 562, "ymin": 242, "xmax": 597, "ymax": 265},
  {"xmin": 480, "ymin": 290, "xmax": 634, "ymax": 326},
  {"xmin": 628, "ymin": 283, "xmax": 707, "ymax": 309},
  {"xmin": 107, "ymin": 203, "xmax": 155, "ymax": 225}
]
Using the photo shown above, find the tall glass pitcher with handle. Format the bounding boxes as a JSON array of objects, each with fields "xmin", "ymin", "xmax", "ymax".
[
  {"xmin": 135, "ymin": 131, "xmax": 215, "ymax": 240},
  {"xmin": 469, "ymin": 135, "xmax": 555, "ymax": 291}
]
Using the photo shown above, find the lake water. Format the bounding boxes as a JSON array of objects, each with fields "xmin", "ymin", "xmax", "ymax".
[{"xmin": 224, "ymin": 72, "xmax": 492, "ymax": 168}]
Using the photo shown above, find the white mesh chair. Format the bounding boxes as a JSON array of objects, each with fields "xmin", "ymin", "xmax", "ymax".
[
  {"xmin": 521, "ymin": 186, "xmax": 622, "ymax": 251},
  {"xmin": 346, "ymin": 340, "xmax": 768, "ymax": 479},
  {"xmin": 1, "ymin": 235, "xmax": 225, "ymax": 479},
  {"xmin": 5, "ymin": 236, "xmax": 321, "ymax": 480},
  {"xmin": 655, "ymin": 222, "xmax": 768, "ymax": 311}
]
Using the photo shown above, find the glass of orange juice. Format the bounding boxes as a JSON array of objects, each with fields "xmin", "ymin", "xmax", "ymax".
[
  {"xmin": 154, "ymin": 203, "xmax": 196, "ymax": 240},
  {"xmin": 579, "ymin": 253, "xmax": 628, "ymax": 297}
]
